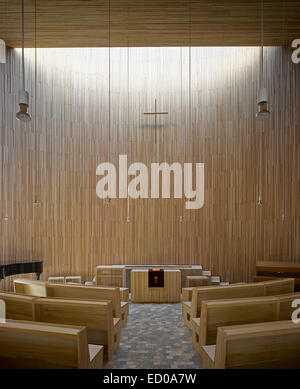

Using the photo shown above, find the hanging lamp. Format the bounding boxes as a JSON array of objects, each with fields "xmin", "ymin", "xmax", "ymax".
[
  {"xmin": 16, "ymin": 0, "xmax": 31, "ymax": 122},
  {"xmin": 0, "ymin": 39, "xmax": 6, "ymax": 63},
  {"xmin": 256, "ymin": 0, "xmax": 270, "ymax": 120}
]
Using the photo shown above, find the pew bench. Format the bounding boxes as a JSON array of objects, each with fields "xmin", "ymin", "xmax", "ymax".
[
  {"xmin": 120, "ymin": 287, "xmax": 129, "ymax": 303},
  {"xmin": 183, "ymin": 279, "xmax": 294, "ymax": 329},
  {"xmin": 14, "ymin": 278, "xmax": 47, "ymax": 297},
  {"xmin": 186, "ymin": 276, "xmax": 209, "ymax": 287},
  {"xmin": 0, "ymin": 319, "xmax": 103, "ymax": 369},
  {"xmin": 15, "ymin": 279, "xmax": 129, "ymax": 326},
  {"xmin": 182, "ymin": 285, "xmax": 221, "ymax": 314},
  {"xmin": 32, "ymin": 297, "xmax": 121, "ymax": 361},
  {"xmin": 45, "ymin": 284, "xmax": 121, "ymax": 316},
  {"xmin": 192, "ymin": 296, "xmax": 279, "ymax": 353},
  {"xmin": 262, "ymin": 278, "xmax": 295, "ymax": 295},
  {"xmin": 182, "ymin": 283, "xmax": 246, "ymax": 303},
  {"xmin": 46, "ymin": 283, "xmax": 129, "ymax": 328},
  {"xmin": 183, "ymin": 283, "xmax": 265, "ymax": 329},
  {"xmin": 0, "ymin": 292, "xmax": 36, "ymax": 321},
  {"xmin": 14, "ymin": 278, "xmax": 129, "ymax": 328},
  {"xmin": 201, "ymin": 320, "xmax": 300, "ymax": 369},
  {"xmin": 277, "ymin": 291, "xmax": 300, "ymax": 320}
]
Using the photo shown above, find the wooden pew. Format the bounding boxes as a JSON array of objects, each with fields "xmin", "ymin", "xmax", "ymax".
[
  {"xmin": 96, "ymin": 266, "xmax": 126, "ymax": 287},
  {"xmin": 0, "ymin": 292, "xmax": 36, "ymax": 321},
  {"xmin": 14, "ymin": 278, "xmax": 47, "ymax": 297},
  {"xmin": 255, "ymin": 261, "xmax": 300, "ymax": 291},
  {"xmin": 183, "ymin": 283, "xmax": 265, "ymax": 329},
  {"xmin": 277, "ymin": 292, "xmax": 300, "ymax": 320},
  {"xmin": 33, "ymin": 297, "xmax": 120, "ymax": 361},
  {"xmin": 192, "ymin": 296, "xmax": 279, "ymax": 353},
  {"xmin": 120, "ymin": 287, "xmax": 129, "ymax": 303},
  {"xmin": 14, "ymin": 279, "xmax": 129, "ymax": 328},
  {"xmin": 182, "ymin": 283, "xmax": 246, "ymax": 303},
  {"xmin": 182, "ymin": 287, "xmax": 194, "ymax": 303},
  {"xmin": 262, "ymin": 278, "xmax": 295, "ymax": 295},
  {"xmin": 201, "ymin": 320, "xmax": 300, "ymax": 369},
  {"xmin": 182, "ymin": 285, "xmax": 219, "ymax": 315},
  {"xmin": 0, "ymin": 319, "xmax": 103, "ymax": 369},
  {"xmin": 46, "ymin": 283, "xmax": 128, "ymax": 327}
]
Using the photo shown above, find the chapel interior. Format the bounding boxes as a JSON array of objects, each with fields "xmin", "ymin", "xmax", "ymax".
[{"xmin": 0, "ymin": 0, "xmax": 300, "ymax": 370}]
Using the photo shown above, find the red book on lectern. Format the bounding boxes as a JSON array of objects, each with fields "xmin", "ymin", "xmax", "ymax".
[{"xmin": 148, "ymin": 268, "xmax": 164, "ymax": 287}]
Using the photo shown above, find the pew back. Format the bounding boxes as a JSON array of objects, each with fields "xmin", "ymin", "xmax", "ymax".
[
  {"xmin": 182, "ymin": 283, "xmax": 247, "ymax": 302},
  {"xmin": 214, "ymin": 321, "xmax": 300, "ymax": 369},
  {"xmin": 46, "ymin": 284, "xmax": 121, "ymax": 318},
  {"xmin": 0, "ymin": 292, "xmax": 35, "ymax": 321},
  {"xmin": 262, "ymin": 278, "xmax": 295, "ymax": 296},
  {"xmin": 0, "ymin": 319, "xmax": 93, "ymax": 369},
  {"xmin": 14, "ymin": 278, "xmax": 47, "ymax": 297},
  {"xmin": 33, "ymin": 298, "xmax": 112, "ymax": 332},
  {"xmin": 200, "ymin": 296, "xmax": 279, "ymax": 346},
  {"xmin": 32, "ymin": 297, "xmax": 119, "ymax": 361},
  {"xmin": 192, "ymin": 283, "xmax": 265, "ymax": 317}
]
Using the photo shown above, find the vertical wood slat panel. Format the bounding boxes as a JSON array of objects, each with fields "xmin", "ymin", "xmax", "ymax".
[{"xmin": 0, "ymin": 46, "xmax": 299, "ymax": 290}]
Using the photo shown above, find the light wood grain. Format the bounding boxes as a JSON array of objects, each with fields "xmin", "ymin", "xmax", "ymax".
[
  {"xmin": 0, "ymin": 0, "xmax": 299, "ymax": 47},
  {"xmin": 0, "ymin": 291, "xmax": 36, "ymax": 320},
  {"xmin": 14, "ymin": 279, "xmax": 129, "ymax": 327},
  {"xmin": 0, "ymin": 45, "xmax": 299, "ymax": 289},
  {"xmin": 194, "ymin": 296, "xmax": 279, "ymax": 352},
  {"xmin": 46, "ymin": 284, "xmax": 122, "ymax": 319},
  {"xmin": 0, "ymin": 319, "xmax": 103, "ymax": 369},
  {"xmin": 186, "ymin": 276, "xmax": 209, "ymax": 287},
  {"xmin": 96, "ymin": 266, "xmax": 125, "ymax": 288},
  {"xmin": 33, "ymin": 297, "xmax": 119, "ymax": 361},
  {"xmin": 277, "ymin": 292, "xmax": 300, "ymax": 321},
  {"xmin": 14, "ymin": 279, "xmax": 47, "ymax": 297},
  {"xmin": 262, "ymin": 278, "xmax": 295, "ymax": 295},
  {"xmin": 183, "ymin": 283, "xmax": 265, "ymax": 329},
  {"xmin": 202, "ymin": 320, "xmax": 300, "ymax": 369}
]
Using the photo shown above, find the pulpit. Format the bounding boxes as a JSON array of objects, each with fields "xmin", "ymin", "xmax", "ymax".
[{"xmin": 131, "ymin": 269, "xmax": 181, "ymax": 303}]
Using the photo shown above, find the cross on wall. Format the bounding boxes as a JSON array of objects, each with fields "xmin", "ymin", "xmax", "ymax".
[{"xmin": 144, "ymin": 99, "xmax": 168, "ymax": 144}]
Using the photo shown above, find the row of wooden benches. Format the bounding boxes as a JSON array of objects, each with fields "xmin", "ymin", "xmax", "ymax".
[
  {"xmin": 0, "ymin": 278, "xmax": 130, "ymax": 369},
  {"xmin": 182, "ymin": 278, "xmax": 300, "ymax": 368},
  {"xmin": 182, "ymin": 278, "xmax": 295, "ymax": 328},
  {"xmin": 14, "ymin": 278, "xmax": 129, "ymax": 326}
]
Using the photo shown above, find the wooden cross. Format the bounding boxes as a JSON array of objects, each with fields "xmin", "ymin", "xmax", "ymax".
[{"xmin": 144, "ymin": 99, "xmax": 168, "ymax": 144}]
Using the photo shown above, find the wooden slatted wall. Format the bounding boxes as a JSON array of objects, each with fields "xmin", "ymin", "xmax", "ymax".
[{"xmin": 0, "ymin": 45, "xmax": 299, "ymax": 290}]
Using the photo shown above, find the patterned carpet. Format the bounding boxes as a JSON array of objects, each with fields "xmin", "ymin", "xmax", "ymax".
[{"xmin": 105, "ymin": 302, "xmax": 203, "ymax": 369}]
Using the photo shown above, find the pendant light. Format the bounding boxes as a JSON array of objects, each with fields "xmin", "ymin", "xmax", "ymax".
[
  {"xmin": 106, "ymin": 0, "xmax": 111, "ymax": 205},
  {"xmin": 256, "ymin": 0, "xmax": 270, "ymax": 120},
  {"xmin": 16, "ymin": 0, "xmax": 31, "ymax": 122}
]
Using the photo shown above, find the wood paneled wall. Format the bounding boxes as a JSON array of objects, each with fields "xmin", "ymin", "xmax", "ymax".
[
  {"xmin": 0, "ymin": 46, "xmax": 299, "ymax": 290},
  {"xmin": 1, "ymin": 0, "xmax": 300, "ymax": 47}
]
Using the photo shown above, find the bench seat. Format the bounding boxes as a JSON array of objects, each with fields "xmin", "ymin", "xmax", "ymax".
[
  {"xmin": 201, "ymin": 320, "xmax": 300, "ymax": 369},
  {"xmin": 0, "ymin": 319, "xmax": 103, "ymax": 369}
]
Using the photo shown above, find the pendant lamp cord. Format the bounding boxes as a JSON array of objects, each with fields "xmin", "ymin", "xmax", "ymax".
[
  {"xmin": 21, "ymin": 0, "xmax": 25, "ymax": 90},
  {"xmin": 260, "ymin": 0, "xmax": 264, "ymax": 88}
]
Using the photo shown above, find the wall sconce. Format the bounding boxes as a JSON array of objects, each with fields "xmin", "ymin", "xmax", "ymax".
[
  {"xmin": 33, "ymin": 195, "xmax": 40, "ymax": 205},
  {"xmin": 257, "ymin": 195, "xmax": 263, "ymax": 205}
]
